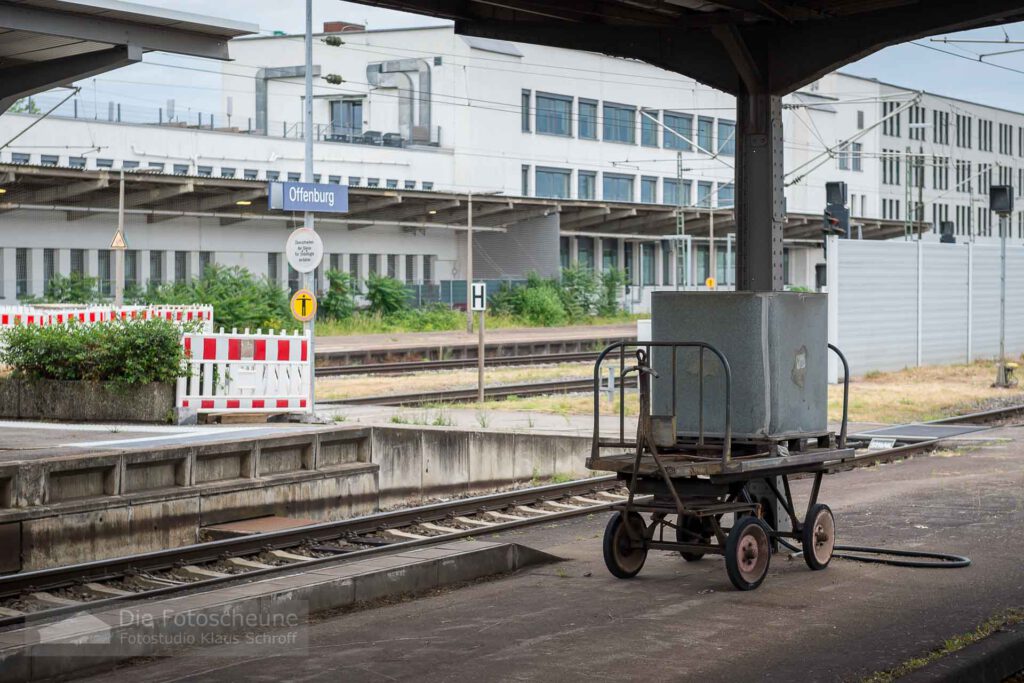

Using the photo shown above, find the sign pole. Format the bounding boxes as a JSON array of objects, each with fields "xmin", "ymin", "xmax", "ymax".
[
  {"xmin": 996, "ymin": 211, "xmax": 1009, "ymax": 387},
  {"xmin": 466, "ymin": 192, "xmax": 473, "ymax": 333},
  {"xmin": 471, "ymin": 282, "xmax": 487, "ymax": 402},
  {"xmin": 114, "ymin": 170, "xmax": 125, "ymax": 304},
  {"xmin": 477, "ymin": 309, "xmax": 485, "ymax": 403},
  {"xmin": 303, "ymin": 0, "xmax": 316, "ymax": 415}
]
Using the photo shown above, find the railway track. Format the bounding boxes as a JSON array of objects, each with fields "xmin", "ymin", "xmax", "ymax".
[
  {"xmin": 317, "ymin": 351, "xmax": 601, "ymax": 377},
  {"xmin": 0, "ymin": 477, "xmax": 625, "ymax": 629},
  {"xmin": 322, "ymin": 376, "xmax": 636, "ymax": 407},
  {"xmin": 1, "ymin": 402, "xmax": 1019, "ymax": 631}
]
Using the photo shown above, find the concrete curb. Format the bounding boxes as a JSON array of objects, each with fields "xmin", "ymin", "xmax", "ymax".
[
  {"xmin": 900, "ymin": 624, "xmax": 1024, "ymax": 682},
  {"xmin": 0, "ymin": 540, "xmax": 560, "ymax": 682}
]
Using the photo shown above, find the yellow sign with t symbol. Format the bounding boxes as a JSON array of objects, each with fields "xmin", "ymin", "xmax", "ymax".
[{"xmin": 290, "ymin": 289, "xmax": 317, "ymax": 322}]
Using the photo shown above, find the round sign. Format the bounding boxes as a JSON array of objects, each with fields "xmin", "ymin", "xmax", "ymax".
[
  {"xmin": 290, "ymin": 289, "xmax": 318, "ymax": 322},
  {"xmin": 286, "ymin": 228, "xmax": 324, "ymax": 274},
  {"xmin": 705, "ymin": 277, "xmax": 717, "ymax": 289}
]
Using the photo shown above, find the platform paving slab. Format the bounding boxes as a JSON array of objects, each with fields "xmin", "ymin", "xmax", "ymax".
[
  {"xmin": 0, "ymin": 540, "xmax": 559, "ymax": 683},
  {"xmin": 74, "ymin": 426, "xmax": 1024, "ymax": 683}
]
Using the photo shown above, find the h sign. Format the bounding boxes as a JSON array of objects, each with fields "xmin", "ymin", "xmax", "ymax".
[{"xmin": 471, "ymin": 283, "xmax": 487, "ymax": 312}]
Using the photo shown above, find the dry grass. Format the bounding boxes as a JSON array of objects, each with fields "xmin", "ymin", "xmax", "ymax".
[
  {"xmin": 316, "ymin": 362, "xmax": 594, "ymax": 400},
  {"xmin": 832, "ymin": 361, "xmax": 1024, "ymax": 424}
]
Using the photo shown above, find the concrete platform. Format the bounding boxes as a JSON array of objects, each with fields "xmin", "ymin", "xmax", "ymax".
[
  {"xmin": 0, "ymin": 540, "xmax": 558, "ymax": 683},
  {"xmin": 79, "ymin": 426, "xmax": 1024, "ymax": 682}
]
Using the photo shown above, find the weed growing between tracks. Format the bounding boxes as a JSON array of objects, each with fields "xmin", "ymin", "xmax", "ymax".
[{"xmin": 862, "ymin": 608, "xmax": 1024, "ymax": 683}]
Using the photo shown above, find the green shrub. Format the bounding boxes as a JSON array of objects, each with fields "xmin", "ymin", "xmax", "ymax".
[
  {"xmin": 598, "ymin": 268, "xmax": 627, "ymax": 316},
  {"xmin": 364, "ymin": 274, "xmax": 409, "ymax": 316},
  {"xmin": 44, "ymin": 273, "xmax": 99, "ymax": 303},
  {"xmin": 0, "ymin": 318, "xmax": 187, "ymax": 385},
  {"xmin": 320, "ymin": 269, "xmax": 356, "ymax": 320},
  {"xmin": 146, "ymin": 265, "xmax": 288, "ymax": 331},
  {"xmin": 488, "ymin": 282, "xmax": 522, "ymax": 317},
  {"xmin": 518, "ymin": 286, "xmax": 566, "ymax": 326},
  {"xmin": 558, "ymin": 266, "xmax": 600, "ymax": 321}
]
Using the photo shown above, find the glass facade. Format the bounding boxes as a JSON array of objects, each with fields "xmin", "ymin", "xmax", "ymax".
[
  {"xmin": 535, "ymin": 167, "xmax": 571, "ymax": 198},
  {"xmin": 697, "ymin": 117, "xmax": 714, "ymax": 151},
  {"xmin": 578, "ymin": 171, "xmax": 596, "ymax": 199},
  {"xmin": 579, "ymin": 100, "xmax": 598, "ymax": 139},
  {"xmin": 603, "ymin": 103, "xmax": 635, "ymax": 143},
  {"xmin": 717, "ymin": 120, "xmax": 736, "ymax": 155},
  {"xmin": 536, "ymin": 94, "xmax": 572, "ymax": 136},
  {"xmin": 603, "ymin": 173, "xmax": 634, "ymax": 202},
  {"xmin": 664, "ymin": 113, "xmax": 692, "ymax": 150},
  {"xmin": 641, "ymin": 110, "xmax": 659, "ymax": 147}
]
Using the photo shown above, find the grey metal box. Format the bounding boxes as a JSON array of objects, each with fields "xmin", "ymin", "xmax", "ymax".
[{"xmin": 650, "ymin": 291, "xmax": 827, "ymax": 440}]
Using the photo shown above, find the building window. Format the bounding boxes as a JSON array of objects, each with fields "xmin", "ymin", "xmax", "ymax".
[
  {"xmin": 641, "ymin": 176, "xmax": 657, "ymax": 204},
  {"xmin": 623, "ymin": 242, "xmax": 634, "ymax": 284},
  {"xmin": 578, "ymin": 99, "xmax": 598, "ymax": 140},
  {"xmin": 11, "ymin": 153, "xmax": 30, "ymax": 164},
  {"xmin": 405, "ymin": 255, "xmax": 416, "ymax": 283},
  {"xmin": 536, "ymin": 93, "xmax": 572, "ymax": 136},
  {"xmin": 387, "ymin": 254, "xmax": 397, "ymax": 279},
  {"xmin": 535, "ymin": 167, "xmax": 570, "ymax": 198},
  {"xmin": 287, "ymin": 172, "xmax": 301, "ymax": 182},
  {"xmin": 287, "ymin": 265, "xmax": 299, "ymax": 293},
  {"xmin": 329, "ymin": 98, "xmax": 363, "ymax": 138},
  {"xmin": 197, "ymin": 165, "xmax": 213, "ymax": 177},
  {"xmin": 349, "ymin": 254, "xmax": 361, "ymax": 282},
  {"xmin": 422, "ymin": 182, "xmax": 434, "ymax": 191},
  {"xmin": 851, "ymin": 142, "xmax": 862, "ymax": 171},
  {"xmin": 367, "ymin": 178, "xmax": 379, "ymax": 188},
  {"xmin": 125, "ymin": 250, "xmax": 139, "ymax": 287},
  {"xmin": 199, "ymin": 251, "xmax": 212, "ymax": 274},
  {"xmin": 221, "ymin": 167, "xmax": 236, "ymax": 178},
  {"xmin": 857, "ymin": 110, "xmax": 865, "ymax": 129},
  {"xmin": 348, "ymin": 176, "xmax": 360, "ymax": 186},
  {"xmin": 404, "ymin": 180, "xmax": 416, "ymax": 189},
  {"xmin": 69, "ymin": 157, "xmax": 86, "ymax": 169},
  {"xmin": 40, "ymin": 154, "xmax": 59, "ymax": 166},
  {"xmin": 697, "ymin": 181, "xmax": 713, "ymax": 208},
  {"xmin": 883, "ymin": 101, "xmax": 902, "ymax": 137},
  {"xmin": 149, "ymin": 250, "xmax": 163, "ymax": 284},
  {"xmin": 640, "ymin": 109, "xmax": 659, "ymax": 147},
  {"xmin": 43, "ymin": 248, "xmax": 56, "ymax": 292},
  {"xmin": 521, "ymin": 165, "xmax": 530, "ymax": 196},
  {"xmin": 149, "ymin": 162, "xmax": 165, "ymax": 172},
  {"xmin": 697, "ymin": 117, "xmax": 714, "ymax": 152},
  {"xmin": 172, "ymin": 163, "xmax": 189, "ymax": 175},
  {"xmin": 664, "ymin": 179, "xmax": 691, "ymax": 206},
  {"xmin": 603, "ymin": 173, "xmax": 634, "ymax": 202},
  {"xmin": 423, "ymin": 255, "xmax": 434, "ymax": 282},
  {"xmin": 386, "ymin": 179, "xmax": 398, "ymax": 189},
  {"xmin": 603, "ymin": 103, "xmax": 636, "ymax": 144},
  {"xmin": 578, "ymin": 171, "xmax": 596, "ymax": 200},
  {"xmin": 123, "ymin": 160, "xmax": 140, "ymax": 169},
  {"xmin": 266, "ymin": 170, "xmax": 280, "ymax": 181},
  {"xmin": 717, "ymin": 120, "xmax": 736, "ymax": 156},
  {"xmin": 641, "ymin": 244, "xmax": 655, "ymax": 286},
  {"xmin": 838, "ymin": 145, "xmax": 849, "ymax": 171},
  {"xmin": 245, "ymin": 169, "xmax": 259, "ymax": 180},
  {"xmin": 368, "ymin": 254, "xmax": 379, "ymax": 276},
  {"xmin": 174, "ymin": 251, "xmax": 187, "ymax": 283},
  {"xmin": 521, "ymin": 90, "xmax": 531, "ymax": 132},
  {"xmin": 98, "ymin": 250, "xmax": 112, "ymax": 296},
  {"xmin": 664, "ymin": 112, "xmax": 692, "ymax": 150},
  {"xmin": 602, "ymin": 239, "xmax": 618, "ymax": 271},
  {"xmin": 719, "ymin": 183, "xmax": 734, "ymax": 208},
  {"xmin": 70, "ymin": 249, "xmax": 85, "ymax": 276}
]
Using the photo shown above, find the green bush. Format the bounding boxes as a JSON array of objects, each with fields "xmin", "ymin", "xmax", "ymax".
[
  {"xmin": 0, "ymin": 318, "xmax": 187, "ymax": 385},
  {"xmin": 518, "ymin": 286, "xmax": 566, "ymax": 326},
  {"xmin": 145, "ymin": 265, "xmax": 288, "ymax": 331},
  {"xmin": 558, "ymin": 266, "xmax": 600, "ymax": 321},
  {"xmin": 488, "ymin": 282, "xmax": 521, "ymax": 317},
  {"xmin": 598, "ymin": 268, "xmax": 627, "ymax": 316},
  {"xmin": 320, "ymin": 269, "xmax": 356, "ymax": 320},
  {"xmin": 44, "ymin": 273, "xmax": 99, "ymax": 303},
  {"xmin": 364, "ymin": 274, "xmax": 409, "ymax": 316}
]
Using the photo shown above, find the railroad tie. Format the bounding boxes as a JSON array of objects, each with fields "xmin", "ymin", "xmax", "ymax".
[
  {"xmin": 30, "ymin": 592, "xmax": 83, "ymax": 607},
  {"xmin": 267, "ymin": 549, "xmax": 312, "ymax": 563},
  {"xmin": 385, "ymin": 528, "xmax": 430, "ymax": 540},
  {"xmin": 180, "ymin": 565, "xmax": 231, "ymax": 579},
  {"xmin": 482, "ymin": 510, "xmax": 525, "ymax": 522},
  {"xmin": 544, "ymin": 501, "xmax": 583, "ymax": 510},
  {"xmin": 571, "ymin": 496, "xmax": 605, "ymax": 506},
  {"xmin": 455, "ymin": 516, "xmax": 495, "ymax": 527},
  {"xmin": 84, "ymin": 582, "xmax": 134, "ymax": 598},
  {"xmin": 227, "ymin": 557, "xmax": 276, "ymax": 570},
  {"xmin": 420, "ymin": 522, "xmax": 458, "ymax": 533},
  {"xmin": 515, "ymin": 505, "xmax": 553, "ymax": 516}
]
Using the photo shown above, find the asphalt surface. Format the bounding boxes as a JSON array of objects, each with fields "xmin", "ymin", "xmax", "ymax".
[{"xmin": 79, "ymin": 426, "xmax": 1024, "ymax": 682}]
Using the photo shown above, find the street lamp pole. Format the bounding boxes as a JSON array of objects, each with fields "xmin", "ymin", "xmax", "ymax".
[{"xmin": 303, "ymin": 0, "xmax": 317, "ymax": 414}]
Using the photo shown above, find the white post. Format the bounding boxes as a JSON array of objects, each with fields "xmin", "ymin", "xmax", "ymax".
[
  {"xmin": 916, "ymin": 239, "xmax": 923, "ymax": 367},
  {"xmin": 114, "ymin": 170, "xmax": 125, "ymax": 305},
  {"xmin": 466, "ymin": 192, "xmax": 473, "ymax": 333},
  {"xmin": 967, "ymin": 242, "xmax": 974, "ymax": 363},
  {"xmin": 996, "ymin": 212, "xmax": 1010, "ymax": 386},
  {"xmin": 826, "ymin": 234, "xmax": 840, "ymax": 383},
  {"xmin": 303, "ymin": 0, "xmax": 316, "ymax": 414}
]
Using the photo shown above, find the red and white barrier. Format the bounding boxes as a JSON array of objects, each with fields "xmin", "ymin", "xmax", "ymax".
[
  {"xmin": 176, "ymin": 329, "xmax": 311, "ymax": 414},
  {"xmin": 0, "ymin": 304, "xmax": 214, "ymax": 332}
]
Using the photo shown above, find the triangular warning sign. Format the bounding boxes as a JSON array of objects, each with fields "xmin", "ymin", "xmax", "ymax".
[{"xmin": 110, "ymin": 231, "xmax": 127, "ymax": 250}]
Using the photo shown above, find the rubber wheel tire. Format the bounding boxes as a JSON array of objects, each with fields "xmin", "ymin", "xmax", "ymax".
[
  {"xmin": 725, "ymin": 516, "xmax": 772, "ymax": 591},
  {"xmin": 802, "ymin": 503, "xmax": 836, "ymax": 571},
  {"xmin": 602, "ymin": 511, "xmax": 648, "ymax": 579},
  {"xmin": 676, "ymin": 514, "xmax": 707, "ymax": 562}
]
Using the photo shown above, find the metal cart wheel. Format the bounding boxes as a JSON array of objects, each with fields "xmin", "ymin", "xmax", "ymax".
[
  {"xmin": 725, "ymin": 517, "xmax": 772, "ymax": 591},
  {"xmin": 676, "ymin": 514, "xmax": 708, "ymax": 562},
  {"xmin": 603, "ymin": 511, "xmax": 648, "ymax": 579},
  {"xmin": 802, "ymin": 503, "xmax": 836, "ymax": 571}
]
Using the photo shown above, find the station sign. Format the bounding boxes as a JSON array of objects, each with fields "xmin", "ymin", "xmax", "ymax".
[
  {"xmin": 268, "ymin": 181, "xmax": 349, "ymax": 213},
  {"xmin": 290, "ymin": 289, "xmax": 317, "ymax": 322},
  {"xmin": 471, "ymin": 282, "xmax": 487, "ymax": 312},
  {"xmin": 286, "ymin": 228, "xmax": 324, "ymax": 273}
]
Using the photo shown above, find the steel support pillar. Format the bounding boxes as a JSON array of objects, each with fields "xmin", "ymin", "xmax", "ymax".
[{"xmin": 734, "ymin": 90, "xmax": 785, "ymax": 292}]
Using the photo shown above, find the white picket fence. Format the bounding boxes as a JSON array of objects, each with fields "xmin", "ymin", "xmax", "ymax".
[
  {"xmin": 176, "ymin": 328, "xmax": 312, "ymax": 414},
  {"xmin": 0, "ymin": 304, "xmax": 214, "ymax": 331}
]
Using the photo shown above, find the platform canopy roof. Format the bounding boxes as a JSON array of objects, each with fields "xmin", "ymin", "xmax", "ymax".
[
  {"xmin": 0, "ymin": 0, "xmax": 256, "ymax": 112},
  {"xmin": 348, "ymin": 0, "xmax": 1024, "ymax": 96},
  {"xmin": 0, "ymin": 163, "xmax": 912, "ymax": 241}
]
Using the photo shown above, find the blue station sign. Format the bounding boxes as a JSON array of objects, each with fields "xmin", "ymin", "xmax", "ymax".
[{"xmin": 268, "ymin": 181, "xmax": 349, "ymax": 213}]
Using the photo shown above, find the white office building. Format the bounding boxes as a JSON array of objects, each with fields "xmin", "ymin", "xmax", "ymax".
[{"xmin": 0, "ymin": 21, "xmax": 1022, "ymax": 305}]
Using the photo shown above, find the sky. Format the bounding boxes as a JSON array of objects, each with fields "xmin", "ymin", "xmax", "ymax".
[{"xmin": 29, "ymin": 1, "xmax": 1024, "ymax": 118}]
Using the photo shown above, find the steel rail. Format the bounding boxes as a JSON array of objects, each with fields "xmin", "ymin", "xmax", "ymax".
[
  {"xmin": 321, "ymin": 376, "xmax": 637, "ymax": 407},
  {"xmin": 317, "ymin": 351, "xmax": 603, "ymax": 376}
]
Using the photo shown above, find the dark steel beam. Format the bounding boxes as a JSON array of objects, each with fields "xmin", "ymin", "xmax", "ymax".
[{"xmin": 0, "ymin": 45, "xmax": 140, "ymax": 113}]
